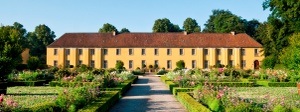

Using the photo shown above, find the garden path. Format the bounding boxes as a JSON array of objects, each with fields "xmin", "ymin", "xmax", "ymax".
[{"xmin": 109, "ymin": 73, "xmax": 187, "ymax": 112}]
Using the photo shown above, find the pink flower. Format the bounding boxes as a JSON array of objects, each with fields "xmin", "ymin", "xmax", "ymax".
[{"xmin": 0, "ymin": 94, "xmax": 4, "ymax": 103}]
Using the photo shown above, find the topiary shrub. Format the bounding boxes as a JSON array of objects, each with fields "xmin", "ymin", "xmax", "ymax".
[
  {"xmin": 27, "ymin": 56, "xmax": 40, "ymax": 70},
  {"xmin": 176, "ymin": 60, "xmax": 185, "ymax": 69}
]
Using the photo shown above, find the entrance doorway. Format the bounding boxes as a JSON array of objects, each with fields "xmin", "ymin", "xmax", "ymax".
[{"xmin": 254, "ymin": 60, "xmax": 259, "ymax": 69}]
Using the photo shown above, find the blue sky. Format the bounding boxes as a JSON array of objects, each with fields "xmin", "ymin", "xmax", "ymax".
[{"xmin": 0, "ymin": 0, "xmax": 270, "ymax": 38}]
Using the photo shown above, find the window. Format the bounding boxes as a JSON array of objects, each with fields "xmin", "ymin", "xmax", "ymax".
[
  {"xmin": 167, "ymin": 49, "xmax": 171, "ymax": 55},
  {"xmin": 78, "ymin": 60, "xmax": 82, "ymax": 65},
  {"xmin": 204, "ymin": 49, "xmax": 208, "ymax": 55},
  {"xmin": 241, "ymin": 49, "xmax": 245, "ymax": 56},
  {"xmin": 90, "ymin": 49, "xmax": 95, "ymax": 55},
  {"xmin": 192, "ymin": 49, "xmax": 196, "ymax": 55},
  {"xmin": 192, "ymin": 60, "xmax": 196, "ymax": 68},
  {"xmin": 204, "ymin": 60, "xmax": 209, "ymax": 68},
  {"xmin": 103, "ymin": 49, "xmax": 108, "ymax": 55},
  {"xmin": 129, "ymin": 60, "xmax": 133, "ymax": 69},
  {"xmin": 142, "ymin": 49, "xmax": 146, "ymax": 55},
  {"xmin": 228, "ymin": 49, "xmax": 233, "ymax": 55},
  {"xmin": 129, "ymin": 49, "xmax": 133, "ymax": 55},
  {"xmin": 180, "ymin": 49, "xmax": 184, "ymax": 55},
  {"xmin": 241, "ymin": 60, "xmax": 246, "ymax": 68},
  {"xmin": 154, "ymin": 60, "xmax": 159, "ymax": 66},
  {"xmin": 78, "ymin": 49, "xmax": 82, "ymax": 55},
  {"xmin": 116, "ymin": 49, "xmax": 121, "ymax": 55},
  {"xmin": 254, "ymin": 49, "xmax": 259, "ymax": 56},
  {"xmin": 65, "ymin": 60, "xmax": 70, "ymax": 67},
  {"xmin": 103, "ymin": 60, "xmax": 107, "ymax": 68},
  {"xmin": 216, "ymin": 49, "xmax": 221, "ymax": 55},
  {"xmin": 167, "ymin": 60, "xmax": 172, "ymax": 69},
  {"xmin": 90, "ymin": 60, "xmax": 95, "ymax": 68},
  {"xmin": 229, "ymin": 60, "xmax": 234, "ymax": 67},
  {"xmin": 54, "ymin": 60, "xmax": 57, "ymax": 67},
  {"xmin": 154, "ymin": 49, "xmax": 159, "ymax": 55},
  {"xmin": 54, "ymin": 49, "xmax": 57, "ymax": 55},
  {"xmin": 142, "ymin": 60, "xmax": 146, "ymax": 68},
  {"xmin": 65, "ymin": 49, "xmax": 70, "ymax": 55}
]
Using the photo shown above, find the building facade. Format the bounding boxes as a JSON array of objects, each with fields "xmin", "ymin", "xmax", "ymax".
[{"xmin": 47, "ymin": 32, "xmax": 264, "ymax": 70}]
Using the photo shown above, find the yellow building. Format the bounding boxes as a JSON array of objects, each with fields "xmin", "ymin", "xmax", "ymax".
[{"xmin": 47, "ymin": 32, "xmax": 263, "ymax": 70}]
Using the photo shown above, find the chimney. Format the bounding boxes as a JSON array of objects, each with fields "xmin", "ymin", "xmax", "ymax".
[
  {"xmin": 231, "ymin": 31, "xmax": 236, "ymax": 35},
  {"xmin": 183, "ymin": 31, "xmax": 187, "ymax": 35},
  {"xmin": 112, "ymin": 31, "xmax": 116, "ymax": 36}
]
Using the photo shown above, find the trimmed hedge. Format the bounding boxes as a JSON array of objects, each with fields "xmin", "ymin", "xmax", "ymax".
[
  {"xmin": 49, "ymin": 81, "xmax": 101, "ymax": 87},
  {"xmin": 268, "ymin": 82, "xmax": 297, "ymax": 87},
  {"xmin": 205, "ymin": 82, "xmax": 254, "ymax": 87},
  {"xmin": 100, "ymin": 82, "xmax": 131, "ymax": 96},
  {"xmin": 173, "ymin": 88, "xmax": 194, "ymax": 96},
  {"xmin": 78, "ymin": 91, "xmax": 119, "ymax": 112},
  {"xmin": 177, "ymin": 92, "xmax": 211, "ymax": 112},
  {"xmin": 8, "ymin": 80, "xmax": 47, "ymax": 87},
  {"xmin": 160, "ymin": 75, "xmax": 172, "ymax": 83},
  {"xmin": 124, "ymin": 75, "xmax": 138, "ymax": 84},
  {"xmin": 165, "ymin": 81, "xmax": 179, "ymax": 93}
]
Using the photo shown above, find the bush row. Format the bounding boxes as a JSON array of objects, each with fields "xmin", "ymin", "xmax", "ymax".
[
  {"xmin": 205, "ymin": 82, "xmax": 255, "ymax": 87},
  {"xmin": 177, "ymin": 92, "xmax": 211, "ymax": 112},
  {"xmin": 7, "ymin": 80, "xmax": 47, "ymax": 87},
  {"xmin": 49, "ymin": 81, "xmax": 101, "ymax": 87},
  {"xmin": 172, "ymin": 88, "xmax": 194, "ymax": 96},
  {"xmin": 165, "ymin": 81, "xmax": 179, "ymax": 93},
  {"xmin": 268, "ymin": 82, "xmax": 297, "ymax": 87},
  {"xmin": 100, "ymin": 82, "xmax": 132, "ymax": 96}
]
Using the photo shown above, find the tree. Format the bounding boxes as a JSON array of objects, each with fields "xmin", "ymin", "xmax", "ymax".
[
  {"xmin": 119, "ymin": 28, "xmax": 130, "ymax": 33},
  {"xmin": 245, "ymin": 19, "xmax": 261, "ymax": 37},
  {"xmin": 27, "ymin": 56, "xmax": 40, "ymax": 70},
  {"xmin": 98, "ymin": 23, "xmax": 118, "ymax": 33},
  {"xmin": 183, "ymin": 17, "xmax": 201, "ymax": 33},
  {"xmin": 203, "ymin": 9, "xmax": 246, "ymax": 33},
  {"xmin": 27, "ymin": 24, "xmax": 56, "ymax": 64},
  {"xmin": 0, "ymin": 24, "xmax": 24, "ymax": 80},
  {"xmin": 152, "ymin": 18, "xmax": 181, "ymax": 32},
  {"xmin": 115, "ymin": 60, "xmax": 124, "ymax": 73},
  {"xmin": 280, "ymin": 33, "xmax": 300, "ymax": 70},
  {"xmin": 176, "ymin": 60, "xmax": 185, "ymax": 69}
]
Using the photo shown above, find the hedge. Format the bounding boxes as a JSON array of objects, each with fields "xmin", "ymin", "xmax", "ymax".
[
  {"xmin": 173, "ymin": 88, "xmax": 194, "ymax": 96},
  {"xmin": 205, "ymin": 82, "xmax": 254, "ymax": 87},
  {"xmin": 100, "ymin": 82, "xmax": 131, "ymax": 96},
  {"xmin": 268, "ymin": 82, "xmax": 297, "ymax": 87},
  {"xmin": 8, "ymin": 80, "xmax": 47, "ymax": 87},
  {"xmin": 124, "ymin": 75, "xmax": 138, "ymax": 84},
  {"xmin": 165, "ymin": 81, "xmax": 179, "ymax": 93},
  {"xmin": 160, "ymin": 75, "xmax": 172, "ymax": 83},
  {"xmin": 49, "ymin": 81, "xmax": 101, "ymax": 87},
  {"xmin": 78, "ymin": 91, "xmax": 119, "ymax": 112},
  {"xmin": 177, "ymin": 92, "xmax": 211, "ymax": 112}
]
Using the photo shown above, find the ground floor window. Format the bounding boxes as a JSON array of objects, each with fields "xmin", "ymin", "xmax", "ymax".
[
  {"xmin": 167, "ymin": 60, "xmax": 172, "ymax": 69},
  {"xmin": 204, "ymin": 60, "xmax": 209, "ymax": 68},
  {"xmin": 192, "ymin": 60, "xmax": 196, "ymax": 68},
  {"xmin": 129, "ymin": 60, "xmax": 133, "ymax": 69},
  {"xmin": 103, "ymin": 60, "xmax": 107, "ymax": 68}
]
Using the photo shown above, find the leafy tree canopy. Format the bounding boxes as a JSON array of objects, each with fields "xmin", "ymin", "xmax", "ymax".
[
  {"xmin": 152, "ymin": 18, "xmax": 181, "ymax": 32},
  {"xmin": 120, "ymin": 28, "xmax": 130, "ymax": 33},
  {"xmin": 183, "ymin": 17, "xmax": 201, "ymax": 33},
  {"xmin": 99, "ymin": 23, "xmax": 118, "ymax": 33}
]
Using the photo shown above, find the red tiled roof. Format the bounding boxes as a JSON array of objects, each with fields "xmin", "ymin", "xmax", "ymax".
[{"xmin": 47, "ymin": 32, "xmax": 263, "ymax": 48}]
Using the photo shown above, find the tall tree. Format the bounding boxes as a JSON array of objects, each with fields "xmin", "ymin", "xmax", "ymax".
[
  {"xmin": 27, "ymin": 24, "xmax": 56, "ymax": 64},
  {"xmin": 0, "ymin": 24, "xmax": 24, "ymax": 80},
  {"xmin": 152, "ymin": 18, "xmax": 181, "ymax": 32},
  {"xmin": 203, "ymin": 9, "xmax": 246, "ymax": 33},
  {"xmin": 245, "ymin": 19, "xmax": 261, "ymax": 37},
  {"xmin": 183, "ymin": 17, "xmax": 201, "ymax": 33},
  {"xmin": 119, "ymin": 28, "xmax": 130, "ymax": 33},
  {"xmin": 98, "ymin": 23, "xmax": 118, "ymax": 33}
]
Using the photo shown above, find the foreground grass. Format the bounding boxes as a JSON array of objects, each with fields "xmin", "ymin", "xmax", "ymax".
[{"xmin": 7, "ymin": 86, "xmax": 63, "ymax": 94}]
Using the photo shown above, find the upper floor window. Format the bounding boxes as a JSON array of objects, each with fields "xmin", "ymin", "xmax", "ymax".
[
  {"xmin": 90, "ymin": 49, "xmax": 95, "ymax": 55},
  {"xmin": 216, "ymin": 49, "xmax": 221, "ymax": 55},
  {"xmin": 116, "ymin": 49, "xmax": 121, "ymax": 55},
  {"xmin": 228, "ymin": 49, "xmax": 233, "ymax": 55},
  {"xmin": 142, "ymin": 49, "xmax": 146, "ymax": 55},
  {"xmin": 129, "ymin": 49, "xmax": 133, "ymax": 55},
  {"xmin": 78, "ymin": 49, "xmax": 82, "ymax": 55},
  {"xmin": 204, "ymin": 49, "xmax": 208, "ymax": 55},
  {"xmin": 191, "ymin": 49, "xmax": 195, "ymax": 55},
  {"xmin": 154, "ymin": 49, "xmax": 159, "ymax": 55},
  {"xmin": 167, "ymin": 49, "xmax": 171, "ymax": 55},
  {"xmin": 180, "ymin": 49, "xmax": 184, "ymax": 55},
  {"xmin": 254, "ymin": 49, "xmax": 259, "ymax": 56},
  {"xmin": 54, "ymin": 49, "xmax": 58, "ymax": 55},
  {"xmin": 65, "ymin": 49, "xmax": 70, "ymax": 55},
  {"xmin": 241, "ymin": 49, "xmax": 245, "ymax": 56},
  {"xmin": 103, "ymin": 49, "xmax": 108, "ymax": 55}
]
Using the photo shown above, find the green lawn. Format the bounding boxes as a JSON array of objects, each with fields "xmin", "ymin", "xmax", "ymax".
[{"xmin": 7, "ymin": 86, "xmax": 63, "ymax": 94}]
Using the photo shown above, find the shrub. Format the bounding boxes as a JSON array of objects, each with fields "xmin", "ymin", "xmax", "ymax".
[
  {"xmin": 131, "ymin": 69, "xmax": 145, "ymax": 75},
  {"xmin": 262, "ymin": 55, "xmax": 276, "ymax": 69},
  {"xmin": 115, "ymin": 61, "xmax": 124, "ymax": 73},
  {"xmin": 157, "ymin": 69, "xmax": 168, "ymax": 75},
  {"xmin": 27, "ymin": 56, "xmax": 40, "ymax": 70},
  {"xmin": 176, "ymin": 60, "xmax": 185, "ymax": 69}
]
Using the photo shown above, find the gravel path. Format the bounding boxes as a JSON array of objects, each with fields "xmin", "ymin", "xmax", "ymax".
[{"xmin": 109, "ymin": 73, "xmax": 186, "ymax": 112}]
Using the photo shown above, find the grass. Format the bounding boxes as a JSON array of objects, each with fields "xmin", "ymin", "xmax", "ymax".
[
  {"xmin": 7, "ymin": 86, "xmax": 63, "ymax": 94},
  {"xmin": 231, "ymin": 87, "xmax": 300, "ymax": 108}
]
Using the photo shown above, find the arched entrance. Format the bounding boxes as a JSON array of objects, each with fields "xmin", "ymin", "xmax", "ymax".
[{"xmin": 254, "ymin": 60, "xmax": 259, "ymax": 69}]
